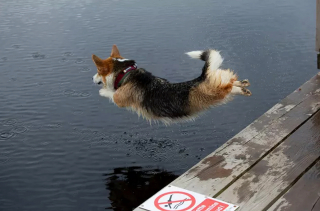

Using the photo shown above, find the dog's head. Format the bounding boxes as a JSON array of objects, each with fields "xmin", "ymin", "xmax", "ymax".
[{"xmin": 92, "ymin": 45, "xmax": 125, "ymax": 86}]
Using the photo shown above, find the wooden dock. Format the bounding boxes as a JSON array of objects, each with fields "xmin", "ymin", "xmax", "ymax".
[{"xmin": 134, "ymin": 72, "xmax": 320, "ymax": 211}]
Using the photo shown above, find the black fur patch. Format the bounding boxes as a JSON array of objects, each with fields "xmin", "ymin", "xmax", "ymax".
[
  {"xmin": 126, "ymin": 68, "xmax": 204, "ymax": 118},
  {"xmin": 200, "ymin": 50, "xmax": 209, "ymax": 61},
  {"xmin": 200, "ymin": 50, "xmax": 210, "ymax": 79}
]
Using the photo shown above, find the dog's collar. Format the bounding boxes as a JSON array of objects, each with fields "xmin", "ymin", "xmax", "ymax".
[{"xmin": 114, "ymin": 64, "xmax": 137, "ymax": 90}]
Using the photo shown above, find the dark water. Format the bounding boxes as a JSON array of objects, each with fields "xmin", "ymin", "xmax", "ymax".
[{"xmin": 0, "ymin": 0, "xmax": 317, "ymax": 210}]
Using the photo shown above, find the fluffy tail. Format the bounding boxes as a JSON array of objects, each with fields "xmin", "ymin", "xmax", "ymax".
[
  {"xmin": 186, "ymin": 50, "xmax": 237, "ymax": 88},
  {"xmin": 186, "ymin": 50, "xmax": 223, "ymax": 72}
]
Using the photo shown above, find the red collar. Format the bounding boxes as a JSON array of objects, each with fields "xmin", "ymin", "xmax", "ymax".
[{"xmin": 114, "ymin": 64, "xmax": 137, "ymax": 90}]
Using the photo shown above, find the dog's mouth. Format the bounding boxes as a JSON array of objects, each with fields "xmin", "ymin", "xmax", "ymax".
[{"xmin": 92, "ymin": 73, "xmax": 104, "ymax": 86}]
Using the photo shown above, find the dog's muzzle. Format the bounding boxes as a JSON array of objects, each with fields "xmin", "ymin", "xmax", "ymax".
[
  {"xmin": 94, "ymin": 79, "xmax": 102, "ymax": 85},
  {"xmin": 93, "ymin": 73, "xmax": 103, "ymax": 85}
]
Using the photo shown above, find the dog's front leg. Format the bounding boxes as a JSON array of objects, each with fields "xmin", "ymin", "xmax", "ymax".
[
  {"xmin": 113, "ymin": 88, "xmax": 134, "ymax": 108},
  {"xmin": 99, "ymin": 88, "xmax": 115, "ymax": 101},
  {"xmin": 113, "ymin": 91, "xmax": 127, "ymax": 108}
]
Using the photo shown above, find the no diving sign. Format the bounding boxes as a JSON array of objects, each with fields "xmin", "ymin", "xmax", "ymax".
[
  {"xmin": 139, "ymin": 186, "xmax": 239, "ymax": 211},
  {"xmin": 154, "ymin": 191, "xmax": 196, "ymax": 210}
]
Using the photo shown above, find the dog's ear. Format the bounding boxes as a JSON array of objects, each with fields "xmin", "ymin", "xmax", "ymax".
[
  {"xmin": 111, "ymin": 44, "xmax": 121, "ymax": 57},
  {"xmin": 92, "ymin": 54, "xmax": 103, "ymax": 67}
]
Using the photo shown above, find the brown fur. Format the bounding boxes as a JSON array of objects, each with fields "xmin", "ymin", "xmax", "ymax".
[
  {"xmin": 114, "ymin": 83, "xmax": 159, "ymax": 120},
  {"xmin": 113, "ymin": 83, "xmax": 138, "ymax": 108},
  {"xmin": 189, "ymin": 69, "xmax": 237, "ymax": 113},
  {"xmin": 92, "ymin": 57, "xmax": 113, "ymax": 84},
  {"xmin": 92, "ymin": 45, "xmax": 124, "ymax": 83},
  {"xmin": 189, "ymin": 83, "xmax": 232, "ymax": 113}
]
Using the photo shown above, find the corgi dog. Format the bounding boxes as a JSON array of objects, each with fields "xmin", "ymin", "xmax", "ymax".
[{"xmin": 92, "ymin": 45, "xmax": 251, "ymax": 124}]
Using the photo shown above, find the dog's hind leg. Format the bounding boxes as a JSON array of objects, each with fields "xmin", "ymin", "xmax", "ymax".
[
  {"xmin": 233, "ymin": 79, "xmax": 250, "ymax": 87},
  {"xmin": 231, "ymin": 86, "xmax": 252, "ymax": 96}
]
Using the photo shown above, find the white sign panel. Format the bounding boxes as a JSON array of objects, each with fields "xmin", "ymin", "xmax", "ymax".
[{"xmin": 139, "ymin": 185, "xmax": 239, "ymax": 211}]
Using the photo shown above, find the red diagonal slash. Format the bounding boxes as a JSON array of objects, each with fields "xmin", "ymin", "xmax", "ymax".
[{"xmin": 158, "ymin": 199, "xmax": 192, "ymax": 205}]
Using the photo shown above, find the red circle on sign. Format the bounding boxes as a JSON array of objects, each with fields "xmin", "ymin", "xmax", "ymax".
[{"xmin": 154, "ymin": 191, "xmax": 196, "ymax": 211}]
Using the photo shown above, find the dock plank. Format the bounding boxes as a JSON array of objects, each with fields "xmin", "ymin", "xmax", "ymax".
[
  {"xmin": 212, "ymin": 73, "xmax": 320, "ymax": 154},
  {"xmin": 267, "ymin": 160, "xmax": 320, "ymax": 211},
  {"xmin": 216, "ymin": 110, "xmax": 320, "ymax": 211},
  {"xmin": 171, "ymin": 93, "xmax": 320, "ymax": 196}
]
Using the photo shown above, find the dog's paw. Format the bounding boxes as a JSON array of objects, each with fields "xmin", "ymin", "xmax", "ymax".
[
  {"xmin": 99, "ymin": 89, "xmax": 105, "ymax": 96},
  {"xmin": 241, "ymin": 79, "xmax": 250, "ymax": 87},
  {"xmin": 241, "ymin": 87, "xmax": 252, "ymax": 96},
  {"xmin": 99, "ymin": 89, "xmax": 113, "ymax": 98},
  {"xmin": 233, "ymin": 79, "xmax": 250, "ymax": 87}
]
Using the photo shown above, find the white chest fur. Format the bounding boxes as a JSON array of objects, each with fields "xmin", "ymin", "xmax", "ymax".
[{"xmin": 98, "ymin": 74, "xmax": 116, "ymax": 102}]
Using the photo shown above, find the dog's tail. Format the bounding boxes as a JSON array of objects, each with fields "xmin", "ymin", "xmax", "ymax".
[{"xmin": 186, "ymin": 50, "xmax": 237, "ymax": 89}]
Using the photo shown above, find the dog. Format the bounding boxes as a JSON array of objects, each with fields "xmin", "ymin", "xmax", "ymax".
[{"xmin": 92, "ymin": 45, "xmax": 251, "ymax": 124}]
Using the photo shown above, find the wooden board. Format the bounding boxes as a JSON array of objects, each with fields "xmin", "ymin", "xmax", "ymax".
[
  {"xmin": 134, "ymin": 74, "xmax": 320, "ymax": 211},
  {"xmin": 267, "ymin": 160, "xmax": 320, "ymax": 211},
  {"xmin": 170, "ymin": 94, "xmax": 320, "ymax": 196},
  {"xmin": 216, "ymin": 110, "xmax": 320, "ymax": 211},
  {"xmin": 214, "ymin": 73, "xmax": 320, "ymax": 153}
]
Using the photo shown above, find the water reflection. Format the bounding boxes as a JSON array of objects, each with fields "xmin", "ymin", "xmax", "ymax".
[{"xmin": 104, "ymin": 167, "xmax": 178, "ymax": 211}]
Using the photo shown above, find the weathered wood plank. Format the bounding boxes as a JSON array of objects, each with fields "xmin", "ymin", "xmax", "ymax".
[
  {"xmin": 171, "ymin": 94, "xmax": 320, "ymax": 195},
  {"xmin": 267, "ymin": 160, "xmax": 320, "ymax": 211},
  {"xmin": 216, "ymin": 110, "xmax": 320, "ymax": 211},
  {"xmin": 134, "ymin": 74, "xmax": 320, "ymax": 211}
]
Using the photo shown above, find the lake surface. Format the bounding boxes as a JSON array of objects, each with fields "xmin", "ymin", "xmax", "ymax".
[{"xmin": 0, "ymin": 0, "xmax": 317, "ymax": 210}]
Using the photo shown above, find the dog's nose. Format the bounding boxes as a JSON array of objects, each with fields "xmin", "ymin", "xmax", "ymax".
[{"xmin": 97, "ymin": 81, "xmax": 102, "ymax": 85}]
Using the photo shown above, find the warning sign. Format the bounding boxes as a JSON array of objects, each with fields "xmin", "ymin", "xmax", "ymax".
[
  {"xmin": 154, "ymin": 191, "xmax": 196, "ymax": 211},
  {"xmin": 139, "ymin": 186, "xmax": 239, "ymax": 211}
]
